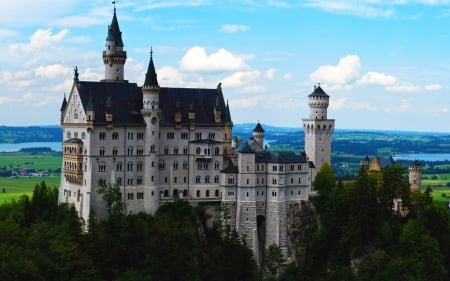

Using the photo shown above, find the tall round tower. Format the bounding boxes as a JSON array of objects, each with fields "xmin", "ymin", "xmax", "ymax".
[
  {"xmin": 409, "ymin": 160, "xmax": 423, "ymax": 191},
  {"xmin": 302, "ymin": 85, "xmax": 335, "ymax": 183},
  {"xmin": 102, "ymin": 5, "xmax": 127, "ymax": 82},
  {"xmin": 141, "ymin": 49, "xmax": 160, "ymax": 213}
]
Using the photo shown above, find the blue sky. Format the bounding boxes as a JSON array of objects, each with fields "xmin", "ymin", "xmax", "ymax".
[{"xmin": 1, "ymin": 0, "xmax": 450, "ymax": 132}]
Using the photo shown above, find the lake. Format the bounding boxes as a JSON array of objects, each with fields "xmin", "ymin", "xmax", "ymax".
[
  {"xmin": 394, "ymin": 153, "xmax": 450, "ymax": 162},
  {"xmin": 0, "ymin": 142, "xmax": 62, "ymax": 152}
]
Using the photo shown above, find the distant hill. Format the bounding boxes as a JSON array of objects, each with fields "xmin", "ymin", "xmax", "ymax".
[{"xmin": 0, "ymin": 126, "xmax": 62, "ymax": 143}]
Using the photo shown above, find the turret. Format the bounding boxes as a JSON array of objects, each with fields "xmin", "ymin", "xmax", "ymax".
[
  {"xmin": 302, "ymin": 84, "xmax": 335, "ymax": 184},
  {"xmin": 252, "ymin": 121, "xmax": 265, "ymax": 152},
  {"xmin": 142, "ymin": 48, "xmax": 160, "ymax": 213},
  {"xmin": 409, "ymin": 160, "xmax": 422, "ymax": 191},
  {"xmin": 102, "ymin": 5, "xmax": 127, "ymax": 82},
  {"xmin": 308, "ymin": 84, "xmax": 329, "ymax": 119}
]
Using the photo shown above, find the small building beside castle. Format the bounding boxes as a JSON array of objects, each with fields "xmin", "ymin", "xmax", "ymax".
[{"xmin": 58, "ymin": 7, "xmax": 335, "ymax": 264}]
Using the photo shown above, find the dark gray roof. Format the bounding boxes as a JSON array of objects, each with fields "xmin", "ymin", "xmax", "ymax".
[
  {"xmin": 64, "ymin": 138, "xmax": 83, "ymax": 144},
  {"xmin": 158, "ymin": 87, "xmax": 227, "ymax": 126},
  {"xmin": 143, "ymin": 50, "xmax": 159, "ymax": 88},
  {"xmin": 253, "ymin": 122, "xmax": 265, "ymax": 133},
  {"xmin": 221, "ymin": 159, "xmax": 238, "ymax": 174},
  {"xmin": 255, "ymin": 151, "xmax": 307, "ymax": 164},
  {"xmin": 308, "ymin": 85, "xmax": 329, "ymax": 97},
  {"xmin": 106, "ymin": 9, "xmax": 124, "ymax": 47},
  {"xmin": 71, "ymin": 80, "xmax": 228, "ymax": 127},
  {"xmin": 237, "ymin": 141, "xmax": 253, "ymax": 153},
  {"xmin": 60, "ymin": 96, "xmax": 67, "ymax": 111},
  {"xmin": 74, "ymin": 81, "xmax": 144, "ymax": 126}
]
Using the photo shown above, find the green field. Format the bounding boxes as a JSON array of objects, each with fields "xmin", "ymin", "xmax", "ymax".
[
  {"xmin": 0, "ymin": 176, "xmax": 60, "ymax": 204},
  {"xmin": 0, "ymin": 151, "xmax": 61, "ymax": 171}
]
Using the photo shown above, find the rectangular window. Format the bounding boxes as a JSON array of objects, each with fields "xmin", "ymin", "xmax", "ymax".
[
  {"xmin": 137, "ymin": 192, "xmax": 144, "ymax": 199},
  {"xmin": 181, "ymin": 132, "xmax": 189, "ymax": 139},
  {"xmin": 127, "ymin": 192, "xmax": 134, "ymax": 200},
  {"xmin": 167, "ymin": 132, "xmax": 175, "ymax": 140}
]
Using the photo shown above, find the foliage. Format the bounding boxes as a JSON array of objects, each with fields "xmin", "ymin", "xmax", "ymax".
[
  {"xmin": 96, "ymin": 182, "xmax": 125, "ymax": 218},
  {"xmin": 296, "ymin": 164, "xmax": 450, "ymax": 281},
  {"xmin": 0, "ymin": 184, "xmax": 257, "ymax": 281}
]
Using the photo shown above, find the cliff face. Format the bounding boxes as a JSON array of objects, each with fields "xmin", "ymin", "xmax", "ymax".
[{"xmin": 286, "ymin": 200, "xmax": 315, "ymax": 263}]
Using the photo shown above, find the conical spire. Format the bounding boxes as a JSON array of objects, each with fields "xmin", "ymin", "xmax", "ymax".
[
  {"xmin": 60, "ymin": 94, "xmax": 67, "ymax": 111},
  {"xmin": 224, "ymin": 100, "xmax": 232, "ymax": 124},
  {"xmin": 143, "ymin": 48, "xmax": 159, "ymax": 88},
  {"xmin": 253, "ymin": 121, "xmax": 265, "ymax": 133},
  {"xmin": 106, "ymin": 6, "xmax": 124, "ymax": 47}
]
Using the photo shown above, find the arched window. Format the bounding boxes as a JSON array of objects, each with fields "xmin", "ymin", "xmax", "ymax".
[
  {"xmin": 215, "ymin": 190, "xmax": 219, "ymax": 197},
  {"xmin": 206, "ymin": 190, "xmax": 210, "ymax": 197}
]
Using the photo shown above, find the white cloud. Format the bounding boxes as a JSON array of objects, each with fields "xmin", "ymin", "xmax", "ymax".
[
  {"xmin": 425, "ymin": 83, "xmax": 442, "ymax": 91},
  {"xmin": 180, "ymin": 46, "xmax": 249, "ymax": 72},
  {"xmin": 385, "ymin": 82, "xmax": 420, "ymax": 92},
  {"xmin": 220, "ymin": 24, "xmax": 250, "ymax": 33},
  {"xmin": 265, "ymin": 69, "xmax": 276, "ymax": 80},
  {"xmin": 10, "ymin": 28, "xmax": 69, "ymax": 54},
  {"xmin": 243, "ymin": 85, "xmax": 265, "ymax": 93},
  {"xmin": 303, "ymin": 1, "xmax": 394, "ymax": 17},
  {"xmin": 309, "ymin": 55, "xmax": 361, "ymax": 87},
  {"xmin": 221, "ymin": 71, "xmax": 261, "ymax": 88},
  {"xmin": 35, "ymin": 64, "xmax": 71, "ymax": 78},
  {"xmin": 399, "ymin": 99, "xmax": 410, "ymax": 111},
  {"xmin": 349, "ymin": 101, "xmax": 377, "ymax": 111},
  {"xmin": 138, "ymin": 1, "xmax": 211, "ymax": 11},
  {"xmin": 329, "ymin": 97, "xmax": 347, "ymax": 110},
  {"xmin": 282, "ymin": 73, "xmax": 293, "ymax": 79},
  {"xmin": 158, "ymin": 66, "xmax": 186, "ymax": 86},
  {"xmin": 358, "ymin": 71, "xmax": 398, "ymax": 86},
  {"xmin": 229, "ymin": 97, "xmax": 259, "ymax": 108}
]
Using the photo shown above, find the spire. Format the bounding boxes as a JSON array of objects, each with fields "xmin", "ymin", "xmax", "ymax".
[
  {"xmin": 143, "ymin": 47, "xmax": 159, "ymax": 88},
  {"xmin": 60, "ymin": 94, "xmax": 67, "ymax": 111},
  {"xmin": 106, "ymin": 3, "xmax": 124, "ymax": 47},
  {"xmin": 224, "ymin": 100, "xmax": 232, "ymax": 124},
  {"xmin": 253, "ymin": 121, "xmax": 265, "ymax": 133}
]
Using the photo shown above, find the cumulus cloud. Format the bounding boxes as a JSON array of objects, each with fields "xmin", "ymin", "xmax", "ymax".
[
  {"xmin": 10, "ymin": 28, "xmax": 69, "ymax": 54},
  {"xmin": 221, "ymin": 71, "xmax": 261, "ymax": 88},
  {"xmin": 180, "ymin": 46, "xmax": 249, "ymax": 72},
  {"xmin": 35, "ymin": 64, "xmax": 71, "ymax": 78},
  {"xmin": 309, "ymin": 55, "xmax": 361, "ymax": 86},
  {"xmin": 358, "ymin": 71, "xmax": 398, "ymax": 86},
  {"xmin": 220, "ymin": 24, "xmax": 250, "ymax": 33},
  {"xmin": 329, "ymin": 97, "xmax": 347, "ymax": 110},
  {"xmin": 158, "ymin": 66, "xmax": 186, "ymax": 86}
]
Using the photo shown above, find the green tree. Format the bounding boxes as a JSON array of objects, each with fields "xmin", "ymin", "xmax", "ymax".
[
  {"xmin": 97, "ymin": 182, "xmax": 125, "ymax": 218},
  {"xmin": 263, "ymin": 244, "xmax": 285, "ymax": 280}
]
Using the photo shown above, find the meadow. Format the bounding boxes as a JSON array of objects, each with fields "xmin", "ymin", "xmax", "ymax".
[{"xmin": 0, "ymin": 151, "xmax": 61, "ymax": 203}]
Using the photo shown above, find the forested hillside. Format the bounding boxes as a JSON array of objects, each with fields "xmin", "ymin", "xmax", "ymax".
[{"xmin": 0, "ymin": 126, "xmax": 61, "ymax": 143}]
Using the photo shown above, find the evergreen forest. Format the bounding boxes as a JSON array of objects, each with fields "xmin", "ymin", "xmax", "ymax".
[{"xmin": 0, "ymin": 164, "xmax": 449, "ymax": 280}]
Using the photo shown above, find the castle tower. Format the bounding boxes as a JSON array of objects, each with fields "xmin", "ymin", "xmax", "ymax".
[
  {"xmin": 223, "ymin": 101, "xmax": 233, "ymax": 157},
  {"xmin": 235, "ymin": 142, "xmax": 258, "ymax": 261},
  {"xmin": 409, "ymin": 160, "xmax": 423, "ymax": 191},
  {"xmin": 302, "ymin": 85, "xmax": 335, "ymax": 183},
  {"xmin": 252, "ymin": 122, "xmax": 265, "ymax": 152},
  {"xmin": 102, "ymin": 5, "xmax": 127, "ymax": 82},
  {"xmin": 141, "ymin": 49, "xmax": 160, "ymax": 213}
]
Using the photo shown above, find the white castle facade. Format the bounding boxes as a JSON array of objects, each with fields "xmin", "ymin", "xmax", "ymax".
[{"xmin": 58, "ymin": 8, "xmax": 334, "ymax": 263}]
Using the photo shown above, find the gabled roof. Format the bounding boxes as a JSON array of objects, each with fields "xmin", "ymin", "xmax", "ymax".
[
  {"xmin": 71, "ymin": 80, "xmax": 228, "ymax": 127},
  {"xmin": 308, "ymin": 85, "xmax": 329, "ymax": 98},
  {"xmin": 158, "ymin": 87, "xmax": 227, "ymax": 126},
  {"xmin": 255, "ymin": 151, "xmax": 307, "ymax": 164},
  {"xmin": 74, "ymin": 81, "xmax": 144, "ymax": 125}
]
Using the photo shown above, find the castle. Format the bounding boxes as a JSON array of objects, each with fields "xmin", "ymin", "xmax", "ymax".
[{"xmin": 58, "ymin": 7, "xmax": 334, "ymax": 263}]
